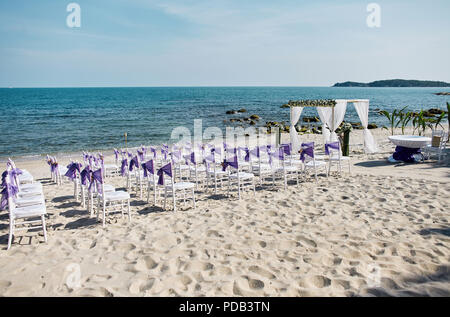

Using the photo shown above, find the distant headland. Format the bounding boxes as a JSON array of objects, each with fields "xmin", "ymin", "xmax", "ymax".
[{"xmin": 333, "ymin": 79, "xmax": 450, "ymax": 87}]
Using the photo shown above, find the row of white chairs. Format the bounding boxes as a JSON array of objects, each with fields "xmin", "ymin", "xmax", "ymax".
[{"xmin": 1, "ymin": 159, "xmax": 47, "ymax": 250}]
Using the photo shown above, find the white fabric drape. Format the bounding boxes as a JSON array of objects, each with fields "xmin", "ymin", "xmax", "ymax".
[
  {"xmin": 317, "ymin": 100, "xmax": 347, "ymax": 143},
  {"xmin": 353, "ymin": 100, "xmax": 378, "ymax": 153},
  {"xmin": 290, "ymin": 106, "xmax": 304, "ymax": 152}
]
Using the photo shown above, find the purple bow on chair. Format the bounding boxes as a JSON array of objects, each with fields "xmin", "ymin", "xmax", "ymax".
[
  {"xmin": 129, "ymin": 156, "xmax": 139, "ymax": 171},
  {"xmin": 242, "ymin": 148, "xmax": 251, "ymax": 162},
  {"xmin": 120, "ymin": 158, "xmax": 128, "ymax": 176},
  {"xmin": 88, "ymin": 169, "xmax": 103, "ymax": 193},
  {"xmin": 80, "ymin": 166, "xmax": 91, "ymax": 186},
  {"xmin": 222, "ymin": 156, "xmax": 239, "ymax": 171},
  {"xmin": 325, "ymin": 142, "xmax": 340, "ymax": 155},
  {"xmin": 1, "ymin": 182, "xmax": 19, "ymax": 210},
  {"xmin": 1, "ymin": 169, "xmax": 21, "ymax": 187},
  {"xmin": 141, "ymin": 160, "xmax": 154, "ymax": 177},
  {"xmin": 300, "ymin": 142, "xmax": 315, "ymax": 162},
  {"xmin": 149, "ymin": 147, "xmax": 157, "ymax": 158},
  {"xmin": 137, "ymin": 149, "xmax": 145, "ymax": 162},
  {"xmin": 113, "ymin": 149, "xmax": 119, "ymax": 161},
  {"xmin": 157, "ymin": 163, "xmax": 172, "ymax": 185},
  {"xmin": 280, "ymin": 144, "xmax": 291, "ymax": 156},
  {"xmin": 65, "ymin": 162, "xmax": 82, "ymax": 181}
]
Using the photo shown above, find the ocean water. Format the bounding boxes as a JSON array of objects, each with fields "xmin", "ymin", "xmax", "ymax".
[{"xmin": 0, "ymin": 87, "xmax": 448, "ymax": 158}]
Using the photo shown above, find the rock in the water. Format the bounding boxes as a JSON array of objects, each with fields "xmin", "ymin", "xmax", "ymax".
[
  {"xmin": 428, "ymin": 108, "xmax": 446, "ymax": 114},
  {"xmin": 249, "ymin": 120, "xmax": 256, "ymax": 126},
  {"xmin": 226, "ymin": 110, "xmax": 236, "ymax": 115},
  {"xmin": 237, "ymin": 108, "xmax": 247, "ymax": 113},
  {"xmin": 368, "ymin": 123, "xmax": 378, "ymax": 129},
  {"xmin": 249, "ymin": 114, "xmax": 260, "ymax": 120},
  {"xmin": 434, "ymin": 92, "xmax": 450, "ymax": 96},
  {"xmin": 302, "ymin": 116, "xmax": 320, "ymax": 123}
]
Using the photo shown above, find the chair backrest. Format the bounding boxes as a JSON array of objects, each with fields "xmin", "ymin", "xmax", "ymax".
[
  {"xmin": 157, "ymin": 162, "xmax": 173, "ymax": 186},
  {"xmin": 300, "ymin": 142, "xmax": 315, "ymax": 163},
  {"xmin": 431, "ymin": 130, "xmax": 447, "ymax": 148},
  {"xmin": 325, "ymin": 141, "xmax": 341, "ymax": 159}
]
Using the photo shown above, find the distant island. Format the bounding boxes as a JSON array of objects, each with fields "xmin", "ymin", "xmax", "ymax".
[{"xmin": 333, "ymin": 79, "xmax": 450, "ymax": 87}]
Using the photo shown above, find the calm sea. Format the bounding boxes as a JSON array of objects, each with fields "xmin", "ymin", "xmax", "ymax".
[{"xmin": 0, "ymin": 87, "xmax": 448, "ymax": 158}]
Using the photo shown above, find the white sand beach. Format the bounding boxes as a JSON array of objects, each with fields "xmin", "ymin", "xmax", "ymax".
[{"xmin": 0, "ymin": 127, "xmax": 449, "ymax": 297}]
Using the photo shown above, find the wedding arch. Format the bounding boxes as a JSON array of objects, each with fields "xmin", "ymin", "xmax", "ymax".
[{"xmin": 287, "ymin": 99, "xmax": 378, "ymax": 153}]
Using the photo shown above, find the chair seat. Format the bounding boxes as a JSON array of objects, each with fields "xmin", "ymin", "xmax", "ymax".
[
  {"xmin": 286, "ymin": 159, "xmax": 303, "ymax": 166},
  {"xmin": 11, "ymin": 203, "xmax": 46, "ymax": 219},
  {"xmin": 19, "ymin": 182, "xmax": 43, "ymax": 192},
  {"xmin": 190, "ymin": 166, "xmax": 207, "ymax": 172},
  {"xmin": 166, "ymin": 182, "xmax": 195, "ymax": 190},
  {"xmin": 252, "ymin": 163, "xmax": 272, "ymax": 171},
  {"xmin": 276, "ymin": 166, "xmax": 298, "ymax": 173},
  {"xmin": 104, "ymin": 164, "xmax": 118, "ymax": 170},
  {"xmin": 304, "ymin": 160, "xmax": 327, "ymax": 167},
  {"xmin": 329, "ymin": 156, "xmax": 350, "ymax": 161},
  {"xmin": 177, "ymin": 165, "xmax": 190, "ymax": 170},
  {"xmin": 229, "ymin": 172, "xmax": 254, "ymax": 179},
  {"xmin": 206, "ymin": 169, "xmax": 228, "ymax": 176},
  {"xmin": 101, "ymin": 190, "xmax": 130, "ymax": 202},
  {"xmin": 14, "ymin": 195, "xmax": 45, "ymax": 208},
  {"xmin": 18, "ymin": 173, "xmax": 34, "ymax": 183},
  {"xmin": 104, "ymin": 184, "xmax": 115, "ymax": 192}
]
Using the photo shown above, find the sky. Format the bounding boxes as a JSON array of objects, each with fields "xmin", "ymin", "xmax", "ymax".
[{"xmin": 0, "ymin": 0, "xmax": 449, "ymax": 87}]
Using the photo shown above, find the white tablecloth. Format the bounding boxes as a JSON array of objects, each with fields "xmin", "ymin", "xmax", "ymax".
[{"xmin": 388, "ymin": 135, "xmax": 431, "ymax": 148}]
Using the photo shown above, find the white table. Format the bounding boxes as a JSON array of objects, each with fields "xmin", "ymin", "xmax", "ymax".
[
  {"xmin": 387, "ymin": 135, "xmax": 431, "ymax": 162},
  {"xmin": 388, "ymin": 135, "xmax": 431, "ymax": 148}
]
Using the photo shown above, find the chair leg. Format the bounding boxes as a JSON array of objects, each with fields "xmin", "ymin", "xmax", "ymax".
[
  {"xmin": 7, "ymin": 219, "xmax": 14, "ymax": 250},
  {"xmin": 127, "ymin": 199, "xmax": 131, "ymax": 221},
  {"xmin": 154, "ymin": 185, "xmax": 157, "ymax": 206},
  {"xmin": 102, "ymin": 202, "xmax": 106, "ymax": 228},
  {"xmin": 41, "ymin": 215, "xmax": 48, "ymax": 243},
  {"xmin": 173, "ymin": 190, "xmax": 177, "ymax": 212},
  {"xmin": 163, "ymin": 187, "xmax": 167, "ymax": 210},
  {"xmin": 192, "ymin": 188, "xmax": 196, "ymax": 209}
]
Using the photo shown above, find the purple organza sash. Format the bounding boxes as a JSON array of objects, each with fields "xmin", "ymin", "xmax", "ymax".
[
  {"xmin": 300, "ymin": 142, "xmax": 314, "ymax": 162},
  {"xmin": 120, "ymin": 158, "xmax": 128, "ymax": 176},
  {"xmin": 280, "ymin": 144, "xmax": 291, "ymax": 156},
  {"xmin": 65, "ymin": 162, "xmax": 82, "ymax": 181},
  {"xmin": 157, "ymin": 163, "xmax": 172, "ymax": 185},
  {"xmin": 80, "ymin": 166, "xmax": 91, "ymax": 186},
  {"xmin": 113, "ymin": 149, "xmax": 119, "ymax": 160},
  {"xmin": 1, "ymin": 169, "xmax": 21, "ymax": 187},
  {"xmin": 142, "ymin": 160, "xmax": 155, "ymax": 177},
  {"xmin": 137, "ymin": 150, "xmax": 145, "ymax": 162},
  {"xmin": 325, "ymin": 142, "xmax": 340, "ymax": 155},
  {"xmin": 88, "ymin": 169, "xmax": 103, "ymax": 193},
  {"xmin": 1, "ymin": 183, "xmax": 19, "ymax": 210},
  {"xmin": 222, "ymin": 156, "xmax": 239, "ymax": 171},
  {"xmin": 211, "ymin": 147, "xmax": 221, "ymax": 155},
  {"xmin": 129, "ymin": 156, "xmax": 139, "ymax": 172},
  {"xmin": 150, "ymin": 147, "xmax": 157, "ymax": 158}
]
